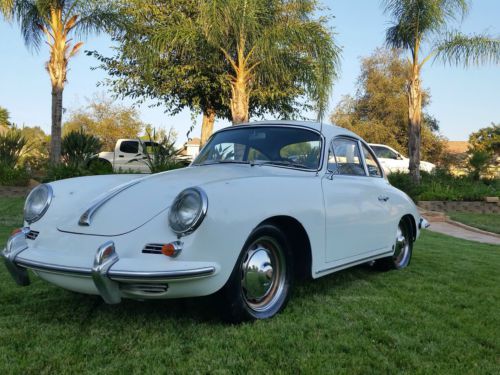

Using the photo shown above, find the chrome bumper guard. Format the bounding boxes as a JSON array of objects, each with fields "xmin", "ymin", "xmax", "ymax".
[
  {"xmin": 419, "ymin": 217, "xmax": 430, "ymax": 229},
  {"xmin": 2, "ymin": 233, "xmax": 216, "ymax": 304}
]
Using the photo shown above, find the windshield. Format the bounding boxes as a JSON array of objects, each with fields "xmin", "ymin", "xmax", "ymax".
[{"xmin": 193, "ymin": 126, "xmax": 322, "ymax": 170}]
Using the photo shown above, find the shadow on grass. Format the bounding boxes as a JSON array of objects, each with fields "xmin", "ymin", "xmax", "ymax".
[{"xmin": 4, "ymin": 262, "xmax": 385, "ymax": 326}]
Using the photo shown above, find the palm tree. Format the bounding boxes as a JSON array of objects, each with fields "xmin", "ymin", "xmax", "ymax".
[
  {"xmin": 199, "ymin": 0, "xmax": 340, "ymax": 124},
  {"xmin": 383, "ymin": 0, "xmax": 500, "ymax": 183},
  {"xmin": 1, "ymin": 0, "xmax": 119, "ymax": 163}
]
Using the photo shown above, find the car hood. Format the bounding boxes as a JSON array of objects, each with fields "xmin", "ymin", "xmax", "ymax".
[{"xmin": 56, "ymin": 164, "xmax": 290, "ymax": 236}]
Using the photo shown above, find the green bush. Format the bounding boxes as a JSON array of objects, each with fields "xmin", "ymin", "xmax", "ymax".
[
  {"xmin": 141, "ymin": 129, "xmax": 184, "ymax": 173},
  {"xmin": 61, "ymin": 130, "xmax": 102, "ymax": 169},
  {"xmin": 0, "ymin": 164, "xmax": 30, "ymax": 186},
  {"xmin": 388, "ymin": 170, "xmax": 499, "ymax": 202},
  {"xmin": 0, "ymin": 128, "xmax": 29, "ymax": 168}
]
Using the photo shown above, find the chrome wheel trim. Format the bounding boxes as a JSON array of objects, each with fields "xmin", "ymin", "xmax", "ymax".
[
  {"xmin": 240, "ymin": 236, "xmax": 286, "ymax": 313},
  {"xmin": 393, "ymin": 224, "xmax": 410, "ymax": 266}
]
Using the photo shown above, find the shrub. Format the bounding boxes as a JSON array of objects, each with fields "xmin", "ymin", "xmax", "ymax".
[
  {"xmin": 61, "ymin": 130, "xmax": 102, "ymax": 169},
  {"xmin": 0, "ymin": 164, "xmax": 30, "ymax": 186},
  {"xmin": 468, "ymin": 149, "xmax": 492, "ymax": 180},
  {"xmin": 0, "ymin": 128, "xmax": 29, "ymax": 168},
  {"xmin": 141, "ymin": 129, "xmax": 184, "ymax": 173},
  {"xmin": 389, "ymin": 170, "xmax": 499, "ymax": 202}
]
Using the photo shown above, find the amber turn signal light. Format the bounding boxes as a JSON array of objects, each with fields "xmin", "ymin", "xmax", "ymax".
[{"xmin": 160, "ymin": 241, "xmax": 183, "ymax": 257}]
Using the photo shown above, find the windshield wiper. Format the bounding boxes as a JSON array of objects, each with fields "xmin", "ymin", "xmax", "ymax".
[
  {"xmin": 198, "ymin": 160, "xmax": 250, "ymax": 166},
  {"xmin": 251, "ymin": 160, "xmax": 310, "ymax": 169}
]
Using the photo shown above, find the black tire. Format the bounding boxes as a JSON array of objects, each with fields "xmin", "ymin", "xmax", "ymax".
[
  {"xmin": 219, "ymin": 224, "xmax": 294, "ymax": 323},
  {"xmin": 375, "ymin": 218, "xmax": 413, "ymax": 271}
]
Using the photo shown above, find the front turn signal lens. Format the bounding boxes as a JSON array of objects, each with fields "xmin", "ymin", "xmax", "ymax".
[{"xmin": 161, "ymin": 241, "xmax": 183, "ymax": 257}]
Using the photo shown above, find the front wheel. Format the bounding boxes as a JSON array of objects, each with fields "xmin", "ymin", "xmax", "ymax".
[
  {"xmin": 376, "ymin": 219, "xmax": 413, "ymax": 270},
  {"xmin": 219, "ymin": 224, "xmax": 293, "ymax": 323}
]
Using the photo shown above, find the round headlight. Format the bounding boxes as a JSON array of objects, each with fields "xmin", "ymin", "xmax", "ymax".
[
  {"xmin": 24, "ymin": 184, "xmax": 53, "ymax": 224},
  {"xmin": 168, "ymin": 187, "xmax": 208, "ymax": 235}
]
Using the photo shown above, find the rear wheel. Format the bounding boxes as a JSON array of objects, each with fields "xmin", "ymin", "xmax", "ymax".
[
  {"xmin": 376, "ymin": 218, "xmax": 413, "ymax": 270},
  {"xmin": 219, "ymin": 224, "xmax": 293, "ymax": 323}
]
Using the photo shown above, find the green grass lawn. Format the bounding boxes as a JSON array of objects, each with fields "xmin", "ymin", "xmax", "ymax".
[
  {"xmin": 448, "ymin": 211, "xmax": 500, "ymax": 234},
  {"xmin": 0, "ymin": 197, "xmax": 499, "ymax": 374}
]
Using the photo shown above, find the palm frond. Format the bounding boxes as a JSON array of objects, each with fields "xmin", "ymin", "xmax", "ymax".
[
  {"xmin": 382, "ymin": 0, "xmax": 471, "ymax": 52},
  {"xmin": 434, "ymin": 31, "xmax": 500, "ymax": 66}
]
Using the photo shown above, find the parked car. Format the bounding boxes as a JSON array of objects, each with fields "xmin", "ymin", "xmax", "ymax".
[
  {"xmin": 3, "ymin": 121, "xmax": 429, "ymax": 322},
  {"xmin": 369, "ymin": 143, "xmax": 435, "ymax": 174},
  {"xmin": 93, "ymin": 139, "xmax": 191, "ymax": 173}
]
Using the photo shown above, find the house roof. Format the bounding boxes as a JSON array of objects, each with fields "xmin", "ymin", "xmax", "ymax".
[{"xmin": 446, "ymin": 141, "xmax": 469, "ymax": 154}]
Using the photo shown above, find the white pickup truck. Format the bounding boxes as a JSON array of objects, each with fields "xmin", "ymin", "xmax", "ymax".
[{"xmin": 94, "ymin": 139, "xmax": 155, "ymax": 173}]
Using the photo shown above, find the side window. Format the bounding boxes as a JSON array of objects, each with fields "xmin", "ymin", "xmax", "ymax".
[
  {"xmin": 120, "ymin": 141, "xmax": 139, "ymax": 154},
  {"xmin": 329, "ymin": 138, "xmax": 366, "ymax": 176},
  {"xmin": 361, "ymin": 144, "xmax": 382, "ymax": 177}
]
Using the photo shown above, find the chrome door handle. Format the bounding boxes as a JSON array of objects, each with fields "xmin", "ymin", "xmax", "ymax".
[{"xmin": 378, "ymin": 195, "xmax": 389, "ymax": 202}]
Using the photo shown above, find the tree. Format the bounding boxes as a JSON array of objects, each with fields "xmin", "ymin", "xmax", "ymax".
[
  {"xmin": 468, "ymin": 123, "xmax": 499, "ymax": 156},
  {"xmin": 199, "ymin": 0, "xmax": 340, "ymax": 124},
  {"xmin": 1, "ymin": 0, "xmax": 120, "ymax": 164},
  {"xmin": 331, "ymin": 48, "xmax": 446, "ymax": 163},
  {"xmin": 63, "ymin": 96, "xmax": 144, "ymax": 150},
  {"xmin": 0, "ymin": 106, "xmax": 10, "ymax": 127},
  {"xmin": 89, "ymin": 0, "xmax": 230, "ymax": 146},
  {"xmin": 382, "ymin": 0, "xmax": 500, "ymax": 183},
  {"xmin": 91, "ymin": 0, "xmax": 340, "ymax": 144}
]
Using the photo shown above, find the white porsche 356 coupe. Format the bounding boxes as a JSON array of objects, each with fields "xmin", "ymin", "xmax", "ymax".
[{"xmin": 3, "ymin": 121, "xmax": 428, "ymax": 322}]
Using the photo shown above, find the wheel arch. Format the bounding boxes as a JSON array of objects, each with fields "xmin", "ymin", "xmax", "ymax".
[
  {"xmin": 258, "ymin": 215, "xmax": 313, "ymax": 280},
  {"xmin": 401, "ymin": 214, "xmax": 417, "ymax": 242}
]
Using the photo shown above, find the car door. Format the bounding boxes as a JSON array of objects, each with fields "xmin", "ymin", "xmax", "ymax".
[{"xmin": 322, "ymin": 137, "xmax": 393, "ymax": 263}]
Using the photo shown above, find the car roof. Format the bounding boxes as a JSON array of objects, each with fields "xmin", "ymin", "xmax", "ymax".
[{"xmin": 216, "ymin": 120, "xmax": 359, "ymax": 140}]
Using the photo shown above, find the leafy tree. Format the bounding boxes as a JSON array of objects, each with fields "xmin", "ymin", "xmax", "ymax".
[
  {"xmin": 467, "ymin": 123, "xmax": 499, "ymax": 180},
  {"xmin": 199, "ymin": 0, "xmax": 340, "ymax": 124},
  {"xmin": 331, "ymin": 48, "xmax": 446, "ymax": 163},
  {"xmin": 1, "ymin": 0, "xmax": 120, "ymax": 164},
  {"xmin": 91, "ymin": 0, "xmax": 340, "ymax": 145},
  {"xmin": 382, "ymin": 0, "xmax": 500, "ymax": 183},
  {"xmin": 468, "ymin": 123, "xmax": 499, "ymax": 156},
  {"xmin": 63, "ymin": 96, "xmax": 144, "ymax": 150},
  {"xmin": 0, "ymin": 106, "xmax": 10, "ymax": 129},
  {"xmin": 19, "ymin": 125, "xmax": 50, "ymax": 171}
]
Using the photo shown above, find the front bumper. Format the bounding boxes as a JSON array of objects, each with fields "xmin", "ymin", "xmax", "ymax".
[{"xmin": 2, "ymin": 230, "xmax": 216, "ymax": 304}]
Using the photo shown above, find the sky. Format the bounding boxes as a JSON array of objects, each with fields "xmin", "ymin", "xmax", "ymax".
[{"xmin": 0, "ymin": 0, "xmax": 499, "ymax": 145}]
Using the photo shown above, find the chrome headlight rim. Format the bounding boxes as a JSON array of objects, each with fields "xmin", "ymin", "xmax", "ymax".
[
  {"xmin": 168, "ymin": 187, "xmax": 208, "ymax": 236},
  {"xmin": 24, "ymin": 184, "xmax": 53, "ymax": 224}
]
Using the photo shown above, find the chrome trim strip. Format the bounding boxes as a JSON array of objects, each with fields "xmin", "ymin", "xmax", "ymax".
[
  {"xmin": 78, "ymin": 179, "xmax": 142, "ymax": 226},
  {"xmin": 14, "ymin": 258, "xmax": 215, "ymax": 282},
  {"xmin": 108, "ymin": 267, "xmax": 216, "ymax": 282},
  {"xmin": 15, "ymin": 257, "xmax": 91, "ymax": 275},
  {"xmin": 315, "ymin": 251, "xmax": 394, "ymax": 275}
]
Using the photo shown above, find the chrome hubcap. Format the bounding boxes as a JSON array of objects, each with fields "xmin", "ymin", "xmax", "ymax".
[
  {"xmin": 393, "ymin": 225, "xmax": 410, "ymax": 266},
  {"xmin": 241, "ymin": 237, "xmax": 286, "ymax": 312}
]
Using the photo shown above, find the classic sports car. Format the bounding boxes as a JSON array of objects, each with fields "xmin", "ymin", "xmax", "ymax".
[{"xmin": 3, "ymin": 121, "xmax": 429, "ymax": 322}]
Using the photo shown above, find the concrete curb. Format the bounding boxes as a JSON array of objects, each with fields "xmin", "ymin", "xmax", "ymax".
[{"xmin": 445, "ymin": 218, "xmax": 500, "ymax": 239}]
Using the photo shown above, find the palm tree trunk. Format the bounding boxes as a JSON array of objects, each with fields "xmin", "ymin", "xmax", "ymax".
[
  {"xmin": 407, "ymin": 71, "xmax": 422, "ymax": 184},
  {"xmin": 50, "ymin": 85, "xmax": 63, "ymax": 164},
  {"xmin": 200, "ymin": 108, "xmax": 216, "ymax": 146},
  {"xmin": 230, "ymin": 78, "xmax": 249, "ymax": 125}
]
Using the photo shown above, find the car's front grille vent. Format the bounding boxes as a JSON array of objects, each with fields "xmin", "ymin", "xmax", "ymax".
[
  {"xmin": 142, "ymin": 243, "xmax": 164, "ymax": 254},
  {"xmin": 26, "ymin": 230, "xmax": 39, "ymax": 240},
  {"xmin": 121, "ymin": 283, "xmax": 169, "ymax": 297}
]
